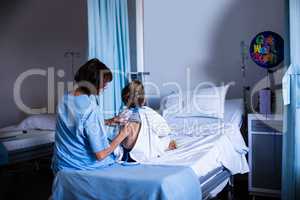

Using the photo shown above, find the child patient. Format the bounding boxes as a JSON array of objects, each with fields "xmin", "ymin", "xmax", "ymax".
[{"xmin": 106, "ymin": 80, "xmax": 176, "ymax": 162}]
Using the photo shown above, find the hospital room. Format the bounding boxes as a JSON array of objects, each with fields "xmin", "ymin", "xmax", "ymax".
[{"xmin": 1, "ymin": 0, "xmax": 299, "ymax": 199}]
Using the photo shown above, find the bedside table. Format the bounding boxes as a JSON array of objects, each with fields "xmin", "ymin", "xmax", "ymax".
[{"xmin": 248, "ymin": 114, "xmax": 283, "ymax": 199}]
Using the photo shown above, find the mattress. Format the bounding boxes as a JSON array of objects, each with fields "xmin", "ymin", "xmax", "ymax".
[{"xmin": 200, "ymin": 167, "xmax": 231, "ymax": 199}]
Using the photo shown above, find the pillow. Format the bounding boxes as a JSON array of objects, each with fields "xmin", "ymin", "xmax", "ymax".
[
  {"xmin": 166, "ymin": 116, "xmax": 225, "ymax": 137},
  {"xmin": 18, "ymin": 114, "xmax": 56, "ymax": 131},
  {"xmin": 162, "ymin": 84, "xmax": 231, "ymax": 119},
  {"xmin": 160, "ymin": 92, "xmax": 184, "ymax": 117}
]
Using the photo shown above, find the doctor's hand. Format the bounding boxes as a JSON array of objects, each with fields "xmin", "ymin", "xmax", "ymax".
[
  {"xmin": 95, "ymin": 122, "xmax": 130, "ymax": 161},
  {"xmin": 113, "ymin": 116, "xmax": 128, "ymax": 125},
  {"xmin": 105, "ymin": 116, "xmax": 128, "ymax": 126}
]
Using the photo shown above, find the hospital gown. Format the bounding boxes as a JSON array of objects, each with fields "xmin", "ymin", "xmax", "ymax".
[
  {"xmin": 52, "ymin": 94, "xmax": 115, "ymax": 173},
  {"xmin": 118, "ymin": 106, "xmax": 172, "ymax": 162}
]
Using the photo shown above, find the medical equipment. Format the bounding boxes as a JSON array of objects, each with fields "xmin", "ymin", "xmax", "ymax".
[
  {"xmin": 240, "ymin": 40, "xmax": 251, "ymax": 114},
  {"xmin": 128, "ymin": 72, "xmax": 150, "ymax": 82},
  {"xmin": 64, "ymin": 50, "xmax": 81, "ymax": 80}
]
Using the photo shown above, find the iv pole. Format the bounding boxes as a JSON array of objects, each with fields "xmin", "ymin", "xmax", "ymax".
[
  {"xmin": 64, "ymin": 51, "xmax": 81, "ymax": 81},
  {"xmin": 240, "ymin": 41, "xmax": 250, "ymax": 114}
]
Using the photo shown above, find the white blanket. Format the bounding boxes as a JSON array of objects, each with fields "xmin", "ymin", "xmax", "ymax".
[
  {"xmin": 142, "ymin": 122, "xmax": 249, "ymax": 177},
  {"xmin": 125, "ymin": 106, "xmax": 172, "ymax": 162}
]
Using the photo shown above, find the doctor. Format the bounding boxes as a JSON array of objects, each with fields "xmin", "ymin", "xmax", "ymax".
[{"xmin": 52, "ymin": 58, "xmax": 129, "ymax": 173}]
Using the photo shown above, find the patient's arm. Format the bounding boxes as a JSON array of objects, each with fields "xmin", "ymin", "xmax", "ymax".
[{"xmin": 95, "ymin": 123, "xmax": 130, "ymax": 160}]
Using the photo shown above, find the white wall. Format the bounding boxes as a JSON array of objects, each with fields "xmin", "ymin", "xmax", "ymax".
[
  {"xmin": 144, "ymin": 0, "xmax": 285, "ymax": 108},
  {"xmin": 0, "ymin": 0, "xmax": 88, "ymax": 127}
]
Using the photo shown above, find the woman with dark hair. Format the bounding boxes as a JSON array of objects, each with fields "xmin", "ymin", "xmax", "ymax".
[{"xmin": 52, "ymin": 58, "xmax": 129, "ymax": 173}]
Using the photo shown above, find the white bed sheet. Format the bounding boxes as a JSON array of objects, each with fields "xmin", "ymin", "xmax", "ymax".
[
  {"xmin": 144, "ymin": 127, "xmax": 249, "ymax": 177},
  {"xmin": 0, "ymin": 114, "xmax": 56, "ymax": 134},
  {"xmin": 144, "ymin": 99, "xmax": 248, "ymax": 177}
]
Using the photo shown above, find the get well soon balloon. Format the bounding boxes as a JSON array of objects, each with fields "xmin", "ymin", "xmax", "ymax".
[{"xmin": 249, "ymin": 31, "xmax": 284, "ymax": 69}]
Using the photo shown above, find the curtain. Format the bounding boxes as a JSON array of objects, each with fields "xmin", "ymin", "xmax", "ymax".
[
  {"xmin": 282, "ymin": 0, "xmax": 300, "ymax": 199},
  {"xmin": 87, "ymin": 0, "xmax": 130, "ymax": 118}
]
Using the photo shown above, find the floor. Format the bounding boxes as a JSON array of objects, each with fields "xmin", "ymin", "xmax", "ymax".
[
  {"xmin": 0, "ymin": 159, "xmax": 280, "ymax": 200},
  {"xmin": 214, "ymin": 174, "xmax": 280, "ymax": 200},
  {"xmin": 0, "ymin": 158, "xmax": 53, "ymax": 200}
]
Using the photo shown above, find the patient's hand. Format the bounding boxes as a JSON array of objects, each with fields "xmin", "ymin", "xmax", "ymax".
[{"xmin": 168, "ymin": 140, "xmax": 177, "ymax": 150}]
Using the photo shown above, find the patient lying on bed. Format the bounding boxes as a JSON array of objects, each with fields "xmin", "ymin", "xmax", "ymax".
[{"xmin": 106, "ymin": 80, "xmax": 176, "ymax": 162}]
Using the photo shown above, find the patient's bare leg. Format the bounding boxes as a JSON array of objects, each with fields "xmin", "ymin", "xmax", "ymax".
[{"xmin": 121, "ymin": 122, "xmax": 141, "ymax": 150}]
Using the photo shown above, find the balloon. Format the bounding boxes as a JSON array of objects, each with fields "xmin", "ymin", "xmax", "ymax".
[{"xmin": 249, "ymin": 31, "xmax": 284, "ymax": 68}]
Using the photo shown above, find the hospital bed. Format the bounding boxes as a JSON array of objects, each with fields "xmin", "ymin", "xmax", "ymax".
[
  {"xmin": 0, "ymin": 115, "xmax": 55, "ymax": 166},
  {"xmin": 148, "ymin": 98, "xmax": 249, "ymax": 199},
  {"xmin": 52, "ymin": 98, "xmax": 249, "ymax": 200},
  {"xmin": 0, "ymin": 130, "xmax": 54, "ymax": 165}
]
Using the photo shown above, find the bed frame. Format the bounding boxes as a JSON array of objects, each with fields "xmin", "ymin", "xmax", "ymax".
[
  {"xmin": 200, "ymin": 167, "xmax": 234, "ymax": 200},
  {"xmin": 199, "ymin": 118, "xmax": 247, "ymax": 200},
  {"xmin": 0, "ymin": 129, "xmax": 55, "ymax": 166},
  {"xmin": 6, "ymin": 143, "xmax": 53, "ymax": 165},
  {"xmin": 0, "ymin": 141, "xmax": 53, "ymax": 167}
]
